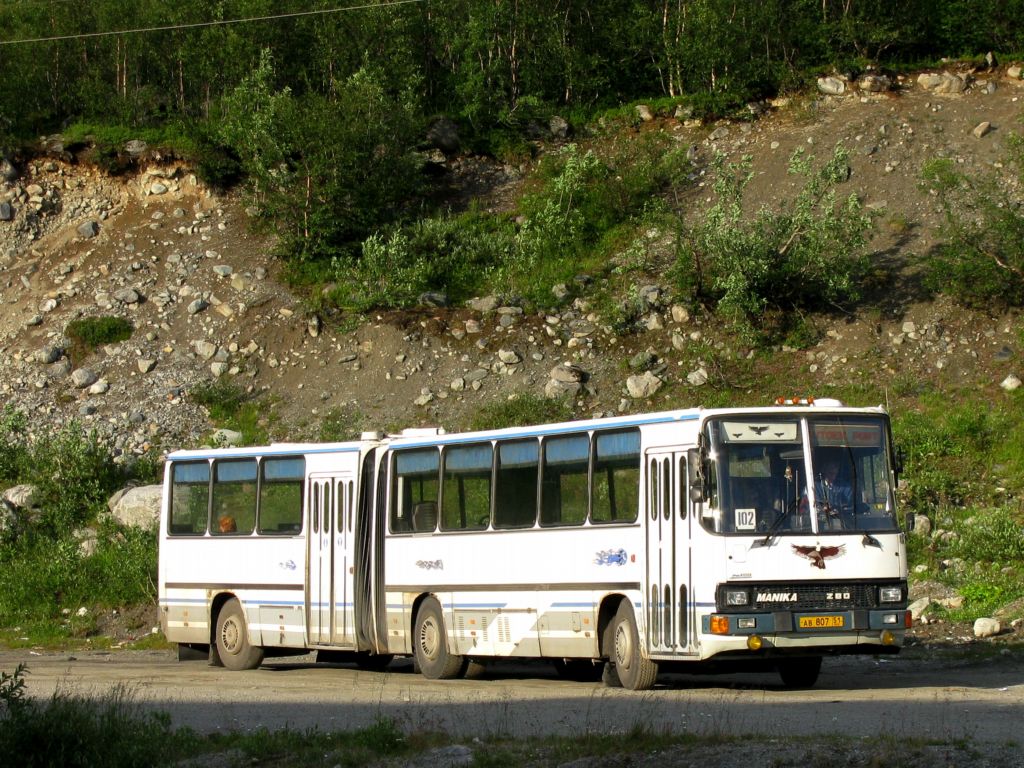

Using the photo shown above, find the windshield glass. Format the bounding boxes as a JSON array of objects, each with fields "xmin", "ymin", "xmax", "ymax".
[{"xmin": 701, "ymin": 414, "xmax": 898, "ymax": 536}]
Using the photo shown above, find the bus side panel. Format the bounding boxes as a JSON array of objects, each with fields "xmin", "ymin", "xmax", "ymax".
[
  {"xmin": 160, "ymin": 536, "xmax": 307, "ymax": 648},
  {"xmin": 384, "ymin": 525, "xmax": 645, "ymax": 660}
]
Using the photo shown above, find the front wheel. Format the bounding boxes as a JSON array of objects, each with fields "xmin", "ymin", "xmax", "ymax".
[
  {"xmin": 605, "ymin": 602, "xmax": 658, "ymax": 691},
  {"xmin": 215, "ymin": 598, "xmax": 264, "ymax": 671},
  {"xmin": 777, "ymin": 657, "xmax": 822, "ymax": 688},
  {"xmin": 413, "ymin": 598, "xmax": 464, "ymax": 679}
]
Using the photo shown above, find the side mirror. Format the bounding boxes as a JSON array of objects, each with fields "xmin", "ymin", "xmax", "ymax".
[{"xmin": 687, "ymin": 447, "xmax": 704, "ymax": 503}]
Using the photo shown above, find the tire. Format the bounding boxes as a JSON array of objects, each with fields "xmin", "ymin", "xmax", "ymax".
[
  {"xmin": 215, "ymin": 598, "xmax": 265, "ymax": 671},
  {"xmin": 606, "ymin": 602, "xmax": 658, "ymax": 691},
  {"xmin": 413, "ymin": 598, "xmax": 464, "ymax": 679},
  {"xmin": 777, "ymin": 657, "xmax": 822, "ymax": 689},
  {"xmin": 601, "ymin": 661, "xmax": 622, "ymax": 688},
  {"xmin": 553, "ymin": 658, "xmax": 604, "ymax": 682}
]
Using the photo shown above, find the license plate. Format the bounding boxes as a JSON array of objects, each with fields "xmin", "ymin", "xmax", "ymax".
[{"xmin": 799, "ymin": 615, "xmax": 844, "ymax": 629}]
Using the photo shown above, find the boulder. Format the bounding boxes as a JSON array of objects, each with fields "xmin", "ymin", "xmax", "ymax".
[
  {"xmin": 425, "ymin": 117, "xmax": 460, "ymax": 155},
  {"xmin": 626, "ymin": 371, "xmax": 663, "ymax": 399},
  {"xmin": 917, "ymin": 72, "xmax": 967, "ymax": 94},
  {"xmin": 107, "ymin": 485, "xmax": 163, "ymax": 529},
  {"xmin": 973, "ymin": 617, "xmax": 1001, "ymax": 638},
  {"xmin": 817, "ymin": 76, "xmax": 846, "ymax": 95}
]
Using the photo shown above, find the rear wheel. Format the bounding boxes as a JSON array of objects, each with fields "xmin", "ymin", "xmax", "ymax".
[
  {"xmin": 413, "ymin": 598, "xmax": 464, "ymax": 679},
  {"xmin": 777, "ymin": 657, "xmax": 822, "ymax": 688},
  {"xmin": 606, "ymin": 602, "xmax": 658, "ymax": 691},
  {"xmin": 215, "ymin": 598, "xmax": 264, "ymax": 671}
]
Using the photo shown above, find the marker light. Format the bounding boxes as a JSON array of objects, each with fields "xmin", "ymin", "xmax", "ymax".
[
  {"xmin": 747, "ymin": 634, "xmax": 763, "ymax": 651},
  {"xmin": 775, "ymin": 396, "xmax": 814, "ymax": 406},
  {"xmin": 904, "ymin": 611, "xmax": 913, "ymax": 628},
  {"xmin": 710, "ymin": 615, "xmax": 730, "ymax": 635}
]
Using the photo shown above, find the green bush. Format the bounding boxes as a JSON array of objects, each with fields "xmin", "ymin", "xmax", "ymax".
[
  {"xmin": 951, "ymin": 508, "xmax": 1024, "ymax": 566},
  {"xmin": 333, "ymin": 212, "xmax": 514, "ymax": 311},
  {"xmin": 190, "ymin": 379, "xmax": 251, "ymax": 422},
  {"xmin": 65, "ymin": 316, "xmax": 133, "ymax": 351},
  {"xmin": 673, "ymin": 146, "xmax": 872, "ymax": 343},
  {"xmin": 0, "ymin": 666, "xmax": 176, "ymax": 768},
  {"xmin": 921, "ymin": 143, "xmax": 1024, "ymax": 309}
]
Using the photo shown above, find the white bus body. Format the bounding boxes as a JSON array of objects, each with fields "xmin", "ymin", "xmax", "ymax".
[{"xmin": 158, "ymin": 402, "xmax": 908, "ymax": 688}]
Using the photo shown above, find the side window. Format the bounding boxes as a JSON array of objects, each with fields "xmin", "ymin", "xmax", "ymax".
[
  {"xmin": 541, "ymin": 434, "xmax": 589, "ymax": 527},
  {"xmin": 212, "ymin": 459, "xmax": 257, "ymax": 535},
  {"xmin": 441, "ymin": 443, "xmax": 492, "ymax": 531},
  {"xmin": 495, "ymin": 439, "xmax": 539, "ymax": 529},
  {"xmin": 258, "ymin": 457, "xmax": 304, "ymax": 534},
  {"xmin": 169, "ymin": 461, "xmax": 210, "ymax": 535},
  {"xmin": 392, "ymin": 449, "xmax": 439, "ymax": 533},
  {"xmin": 591, "ymin": 429, "xmax": 640, "ymax": 524},
  {"xmin": 678, "ymin": 455, "xmax": 688, "ymax": 520}
]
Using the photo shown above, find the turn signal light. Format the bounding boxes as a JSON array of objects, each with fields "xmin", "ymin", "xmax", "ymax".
[{"xmin": 710, "ymin": 615, "xmax": 730, "ymax": 634}]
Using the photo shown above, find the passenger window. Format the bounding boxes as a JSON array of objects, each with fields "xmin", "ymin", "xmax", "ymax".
[
  {"xmin": 169, "ymin": 461, "xmax": 210, "ymax": 535},
  {"xmin": 258, "ymin": 457, "xmax": 304, "ymax": 534},
  {"xmin": 392, "ymin": 449, "xmax": 440, "ymax": 533},
  {"xmin": 591, "ymin": 429, "xmax": 640, "ymax": 524},
  {"xmin": 541, "ymin": 434, "xmax": 589, "ymax": 526},
  {"xmin": 442, "ymin": 443, "xmax": 492, "ymax": 531},
  {"xmin": 212, "ymin": 459, "xmax": 257, "ymax": 535},
  {"xmin": 495, "ymin": 440, "xmax": 539, "ymax": 528}
]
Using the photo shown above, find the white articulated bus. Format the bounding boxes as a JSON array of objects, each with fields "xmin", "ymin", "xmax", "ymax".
[{"xmin": 158, "ymin": 399, "xmax": 909, "ymax": 689}]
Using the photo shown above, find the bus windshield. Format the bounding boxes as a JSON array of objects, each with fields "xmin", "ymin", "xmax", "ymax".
[{"xmin": 701, "ymin": 414, "xmax": 899, "ymax": 536}]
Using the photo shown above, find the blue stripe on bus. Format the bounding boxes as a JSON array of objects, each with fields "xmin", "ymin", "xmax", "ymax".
[{"xmin": 395, "ymin": 413, "xmax": 699, "ymax": 449}]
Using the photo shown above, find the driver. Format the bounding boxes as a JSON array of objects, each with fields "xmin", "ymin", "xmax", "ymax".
[{"xmin": 814, "ymin": 457, "xmax": 853, "ymax": 524}]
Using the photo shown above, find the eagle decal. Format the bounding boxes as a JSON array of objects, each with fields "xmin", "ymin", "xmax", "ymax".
[{"xmin": 791, "ymin": 544, "xmax": 846, "ymax": 569}]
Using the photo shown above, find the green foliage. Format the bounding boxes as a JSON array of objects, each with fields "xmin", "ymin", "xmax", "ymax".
[
  {"xmin": 921, "ymin": 144, "xmax": 1024, "ymax": 308},
  {"xmin": 674, "ymin": 146, "xmax": 872, "ymax": 343},
  {"xmin": 0, "ymin": 671, "xmax": 177, "ymax": 768},
  {"xmin": 893, "ymin": 396, "xmax": 1022, "ymax": 516},
  {"xmin": 333, "ymin": 212, "xmax": 514, "ymax": 311},
  {"xmin": 65, "ymin": 316, "xmax": 133, "ymax": 353},
  {"xmin": 220, "ymin": 50, "xmax": 423, "ymax": 262},
  {"xmin": 951, "ymin": 509, "xmax": 1024, "ymax": 566},
  {"xmin": 190, "ymin": 379, "xmax": 251, "ymax": 422},
  {"xmin": 468, "ymin": 394, "xmax": 575, "ymax": 432},
  {"xmin": 0, "ymin": 665, "xmax": 27, "ymax": 716},
  {"xmin": 190, "ymin": 379, "xmax": 271, "ymax": 446}
]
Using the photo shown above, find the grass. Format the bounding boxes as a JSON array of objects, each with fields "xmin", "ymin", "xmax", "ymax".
[
  {"xmin": 65, "ymin": 316, "xmax": 133, "ymax": 363},
  {"xmin": 190, "ymin": 379, "xmax": 274, "ymax": 445},
  {"xmin": 0, "ymin": 666, "xmax": 1008, "ymax": 768}
]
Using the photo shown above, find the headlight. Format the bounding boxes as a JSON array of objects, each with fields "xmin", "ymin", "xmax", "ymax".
[
  {"xmin": 725, "ymin": 588, "xmax": 749, "ymax": 606},
  {"xmin": 879, "ymin": 586, "xmax": 903, "ymax": 603}
]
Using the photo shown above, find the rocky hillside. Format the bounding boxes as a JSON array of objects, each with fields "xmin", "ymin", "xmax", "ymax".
[{"xmin": 1, "ymin": 66, "xmax": 1023, "ymax": 458}]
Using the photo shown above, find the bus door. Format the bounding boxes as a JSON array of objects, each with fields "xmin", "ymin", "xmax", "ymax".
[
  {"xmin": 644, "ymin": 450, "xmax": 695, "ymax": 656},
  {"xmin": 308, "ymin": 474, "xmax": 353, "ymax": 645},
  {"xmin": 330, "ymin": 475, "xmax": 357, "ymax": 646}
]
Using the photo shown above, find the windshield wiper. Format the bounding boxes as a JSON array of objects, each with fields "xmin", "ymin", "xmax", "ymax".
[{"xmin": 753, "ymin": 502, "xmax": 794, "ymax": 547}]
